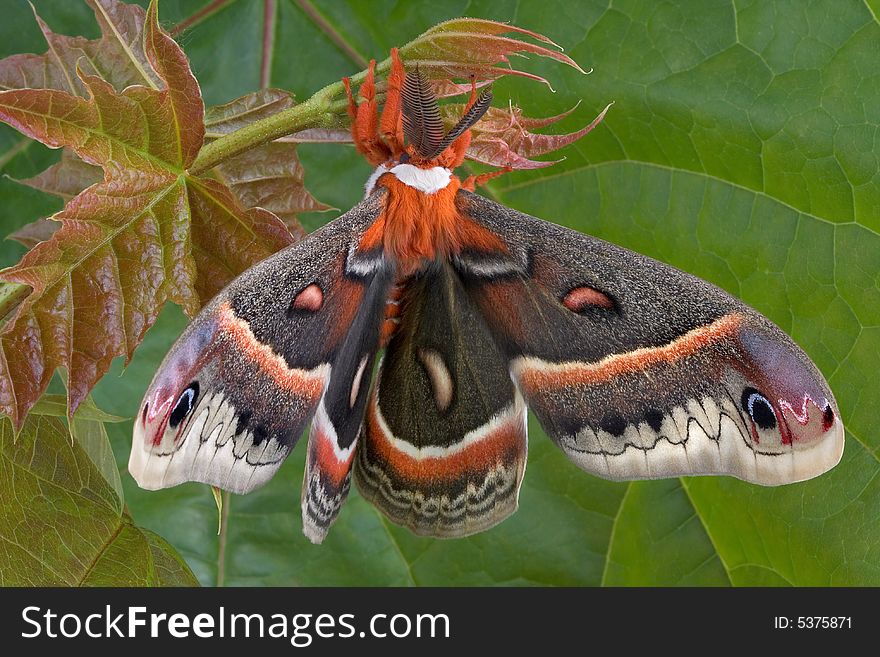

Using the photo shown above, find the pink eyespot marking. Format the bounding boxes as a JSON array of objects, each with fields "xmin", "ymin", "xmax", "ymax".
[
  {"xmin": 292, "ymin": 283, "xmax": 324, "ymax": 312},
  {"xmin": 562, "ymin": 285, "xmax": 614, "ymax": 312}
]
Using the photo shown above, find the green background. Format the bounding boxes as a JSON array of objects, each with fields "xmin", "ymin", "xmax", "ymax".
[{"xmin": 1, "ymin": 0, "xmax": 878, "ymax": 585}]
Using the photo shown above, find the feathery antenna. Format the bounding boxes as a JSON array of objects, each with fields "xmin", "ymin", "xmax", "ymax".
[
  {"xmin": 401, "ymin": 68, "xmax": 446, "ymax": 158},
  {"xmin": 426, "ymin": 89, "xmax": 493, "ymax": 159}
]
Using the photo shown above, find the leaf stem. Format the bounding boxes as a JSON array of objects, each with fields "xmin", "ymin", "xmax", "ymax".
[
  {"xmin": 189, "ymin": 77, "xmax": 357, "ymax": 175},
  {"xmin": 0, "ymin": 282, "xmax": 30, "ymax": 324},
  {"xmin": 216, "ymin": 490, "xmax": 231, "ymax": 587}
]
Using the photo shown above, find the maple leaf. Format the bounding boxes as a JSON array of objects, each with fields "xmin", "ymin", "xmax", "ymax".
[
  {"xmin": 0, "ymin": 0, "xmax": 161, "ymax": 95},
  {"xmin": 5, "ymin": 150, "xmax": 103, "ymax": 248},
  {"xmin": 10, "ymin": 91, "xmax": 331, "ymax": 249},
  {"xmin": 0, "ymin": 1, "xmax": 294, "ymax": 429},
  {"xmin": 397, "ymin": 18, "xmax": 587, "ymax": 87},
  {"xmin": 440, "ymin": 102, "xmax": 613, "ymax": 169},
  {"xmin": 14, "ymin": 148, "xmax": 103, "ymax": 200},
  {"xmin": 6, "ymin": 220, "xmax": 59, "ymax": 250},
  {"xmin": 205, "ymin": 89, "xmax": 330, "ymax": 236}
]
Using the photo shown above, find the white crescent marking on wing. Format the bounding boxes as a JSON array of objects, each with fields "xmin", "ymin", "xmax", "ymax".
[
  {"xmin": 417, "ymin": 348, "xmax": 454, "ymax": 412},
  {"xmin": 350, "ymin": 355, "xmax": 369, "ymax": 408}
]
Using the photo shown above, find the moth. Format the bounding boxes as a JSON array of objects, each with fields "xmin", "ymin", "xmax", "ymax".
[{"xmin": 130, "ymin": 50, "xmax": 844, "ymax": 544}]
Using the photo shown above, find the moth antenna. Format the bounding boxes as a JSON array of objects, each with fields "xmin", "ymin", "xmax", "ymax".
[
  {"xmin": 428, "ymin": 89, "xmax": 493, "ymax": 159},
  {"xmin": 401, "ymin": 67, "xmax": 445, "ymax": 159}
]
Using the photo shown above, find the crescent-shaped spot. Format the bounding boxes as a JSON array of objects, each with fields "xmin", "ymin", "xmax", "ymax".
[
  {"xmin": 417, "ymin": 348, "xmax": 453, "ymax": 412},
  {"xmin": 562, "ymin": 285, "xmax": 614, "ymax": 312},
  {"xmin": 350, "ymin": 355, "xmax": 369, "ymax": 408}
]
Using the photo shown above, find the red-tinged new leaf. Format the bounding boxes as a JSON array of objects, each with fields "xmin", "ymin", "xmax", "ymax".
[
  {"xmin": 214, "ymin": 142, "xmax": 322, "ymax": 238},
  {"xmin": 0, "ymin": 0, "xmax": 160, "ymax": 95},
  {"xmin": 0, "ymin": 2, "xmax": 292, "ymax": 428},
  {"xmin": 441, "ymin": 102, "xmax": 612, "ymax": 169},
  {"xmin": 14, "ymin": 149, "xmax": 102, "ymax": 201},
  {"xmin": 187, "ymin": 178, "xmax": 295, "ymax": 301},
  {"xmin": 6, "ymin": 220, "xmax": 58, "ymax": 249},
  {"xmin": 486, "ymin": 103, "xmax": 582, "ymax": 131},
  {"xmin": 206, "ymin": 89, "xmax": 329, "ymax": 231},
  {"xmin": 142, "ymin": 3, "xmax": 204, "ymax": 166},
  {"xmin": 9, "ymin": 148, "xmax": 101, "ymax": 252},
  {"xmin": 430, "ymin": 78, "xmax": 493, "ymax": 100},
  {"xmin": 398, "ymin": 18, "xmax": 586, "ymax": 88},
  {"xmin": 466, "ymin": 138, "xmax": 559, "ymax": 169},
  {"xmin": 430, "ymin": 17, "xmax": 566, "ymax": 44}
]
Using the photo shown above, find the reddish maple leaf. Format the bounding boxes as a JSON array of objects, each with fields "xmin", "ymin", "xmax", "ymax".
[
  {"xmin": 0, "ymin": 1, "xmax": 294, "ymax": 428},
  {"xmin": 397, "ymin": 18, "xmax": 587, "ymax": 87},
  {"xmin": 0, "ymin": 0, "xmax": 161, "ymax": 95},
  {"xmin": 441, "ymin": 102, "xmax": 613, "ymax": 169},
  {"xmin": 6, "ymin": 150, "xmax": 103, "ymax": 248},
  {"xmin": 14, "ymin": 149, "xmax": 103, "ymax": 201},
  {"xmin": 205, "ymin": 89, "xmax": 331, "ymax": 237},
  {"xmin": 6, "ymin": 220, "xmax": 59, "ymax": 250}
]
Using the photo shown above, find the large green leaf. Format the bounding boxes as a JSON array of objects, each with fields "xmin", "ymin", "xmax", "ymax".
[
  {"xmin": 1, "ymin": 0, "xmax": 877, "ymax": 586},
  {"xmin": 0, "ymin": 398, "xmax": 198, "ymax": 585}
]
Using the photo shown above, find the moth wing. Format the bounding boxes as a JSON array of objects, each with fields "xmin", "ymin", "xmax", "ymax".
[
  {"xmin": 354, "ymin": 263, "xmax": 528, "ymax": 537},
  {"xmin": 453, "ymin": 191, "xmax": 844, "ymax": 486},
  {"xmin": 129, "ymin": 192, "xmax": 391, "ymax": 501},
  {"xmin": 300, "ymin": 266, "xmax": 391, "ymax": 543}
]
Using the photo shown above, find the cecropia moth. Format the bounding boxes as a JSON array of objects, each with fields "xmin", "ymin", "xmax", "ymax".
[{"xmin": 130, "ymin": 50, "xmax": 844, "ymax": 544}]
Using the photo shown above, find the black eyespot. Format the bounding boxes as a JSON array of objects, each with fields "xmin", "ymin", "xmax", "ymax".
[
  {"xmin": 599, "ymin": 413, "xmax": 627, "ymax": 437},
  {"xmin": 169, "ymin": 382, "xmax": 199, "ymax": 429},
  {"xmin": 644, "ymin": 408, "xmax": 664, "ymax": 433},
  {"xmin": 235, "ymin": 409, "xmax": 252, "ymax": 436},
  {"xmin": 741, "ymin": 387, "xmax": 776, "ymax": 430},
  {"xmin": 822, "ymin": 405, "xmax": 835, "ymax": 431},
  {"xmin": 399, "ymin": 153, "xmax": 410, "ymax": 164},
  {"xmin": 252, "ymin": 424, "xmax": 269, "ymax": 446}
]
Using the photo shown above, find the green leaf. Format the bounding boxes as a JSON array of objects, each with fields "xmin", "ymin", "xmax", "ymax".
[
  {"xmin": 0, "ymin": 400, "xmax": 197, "ymax": 586},
  {"xmin": 2, "ymin": 0, "xmax": 878, "ymax": 586},
  {"xmin": 32, "ymin": 393, "xmax": 126, "ymax": 420}
]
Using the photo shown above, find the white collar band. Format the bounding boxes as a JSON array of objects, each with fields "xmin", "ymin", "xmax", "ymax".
[{"xmin": 388, "ymin": 164, "xmax": 452, "ymax": 194}]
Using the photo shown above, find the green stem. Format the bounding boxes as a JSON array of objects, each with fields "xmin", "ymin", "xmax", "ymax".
[
  {"xmin": 0, "ymin": 282, "xmax": 30, "ymax": 324},
  {"xmin": 190, "ymin": 73, "xmax": 368, "ymax": 175}
]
